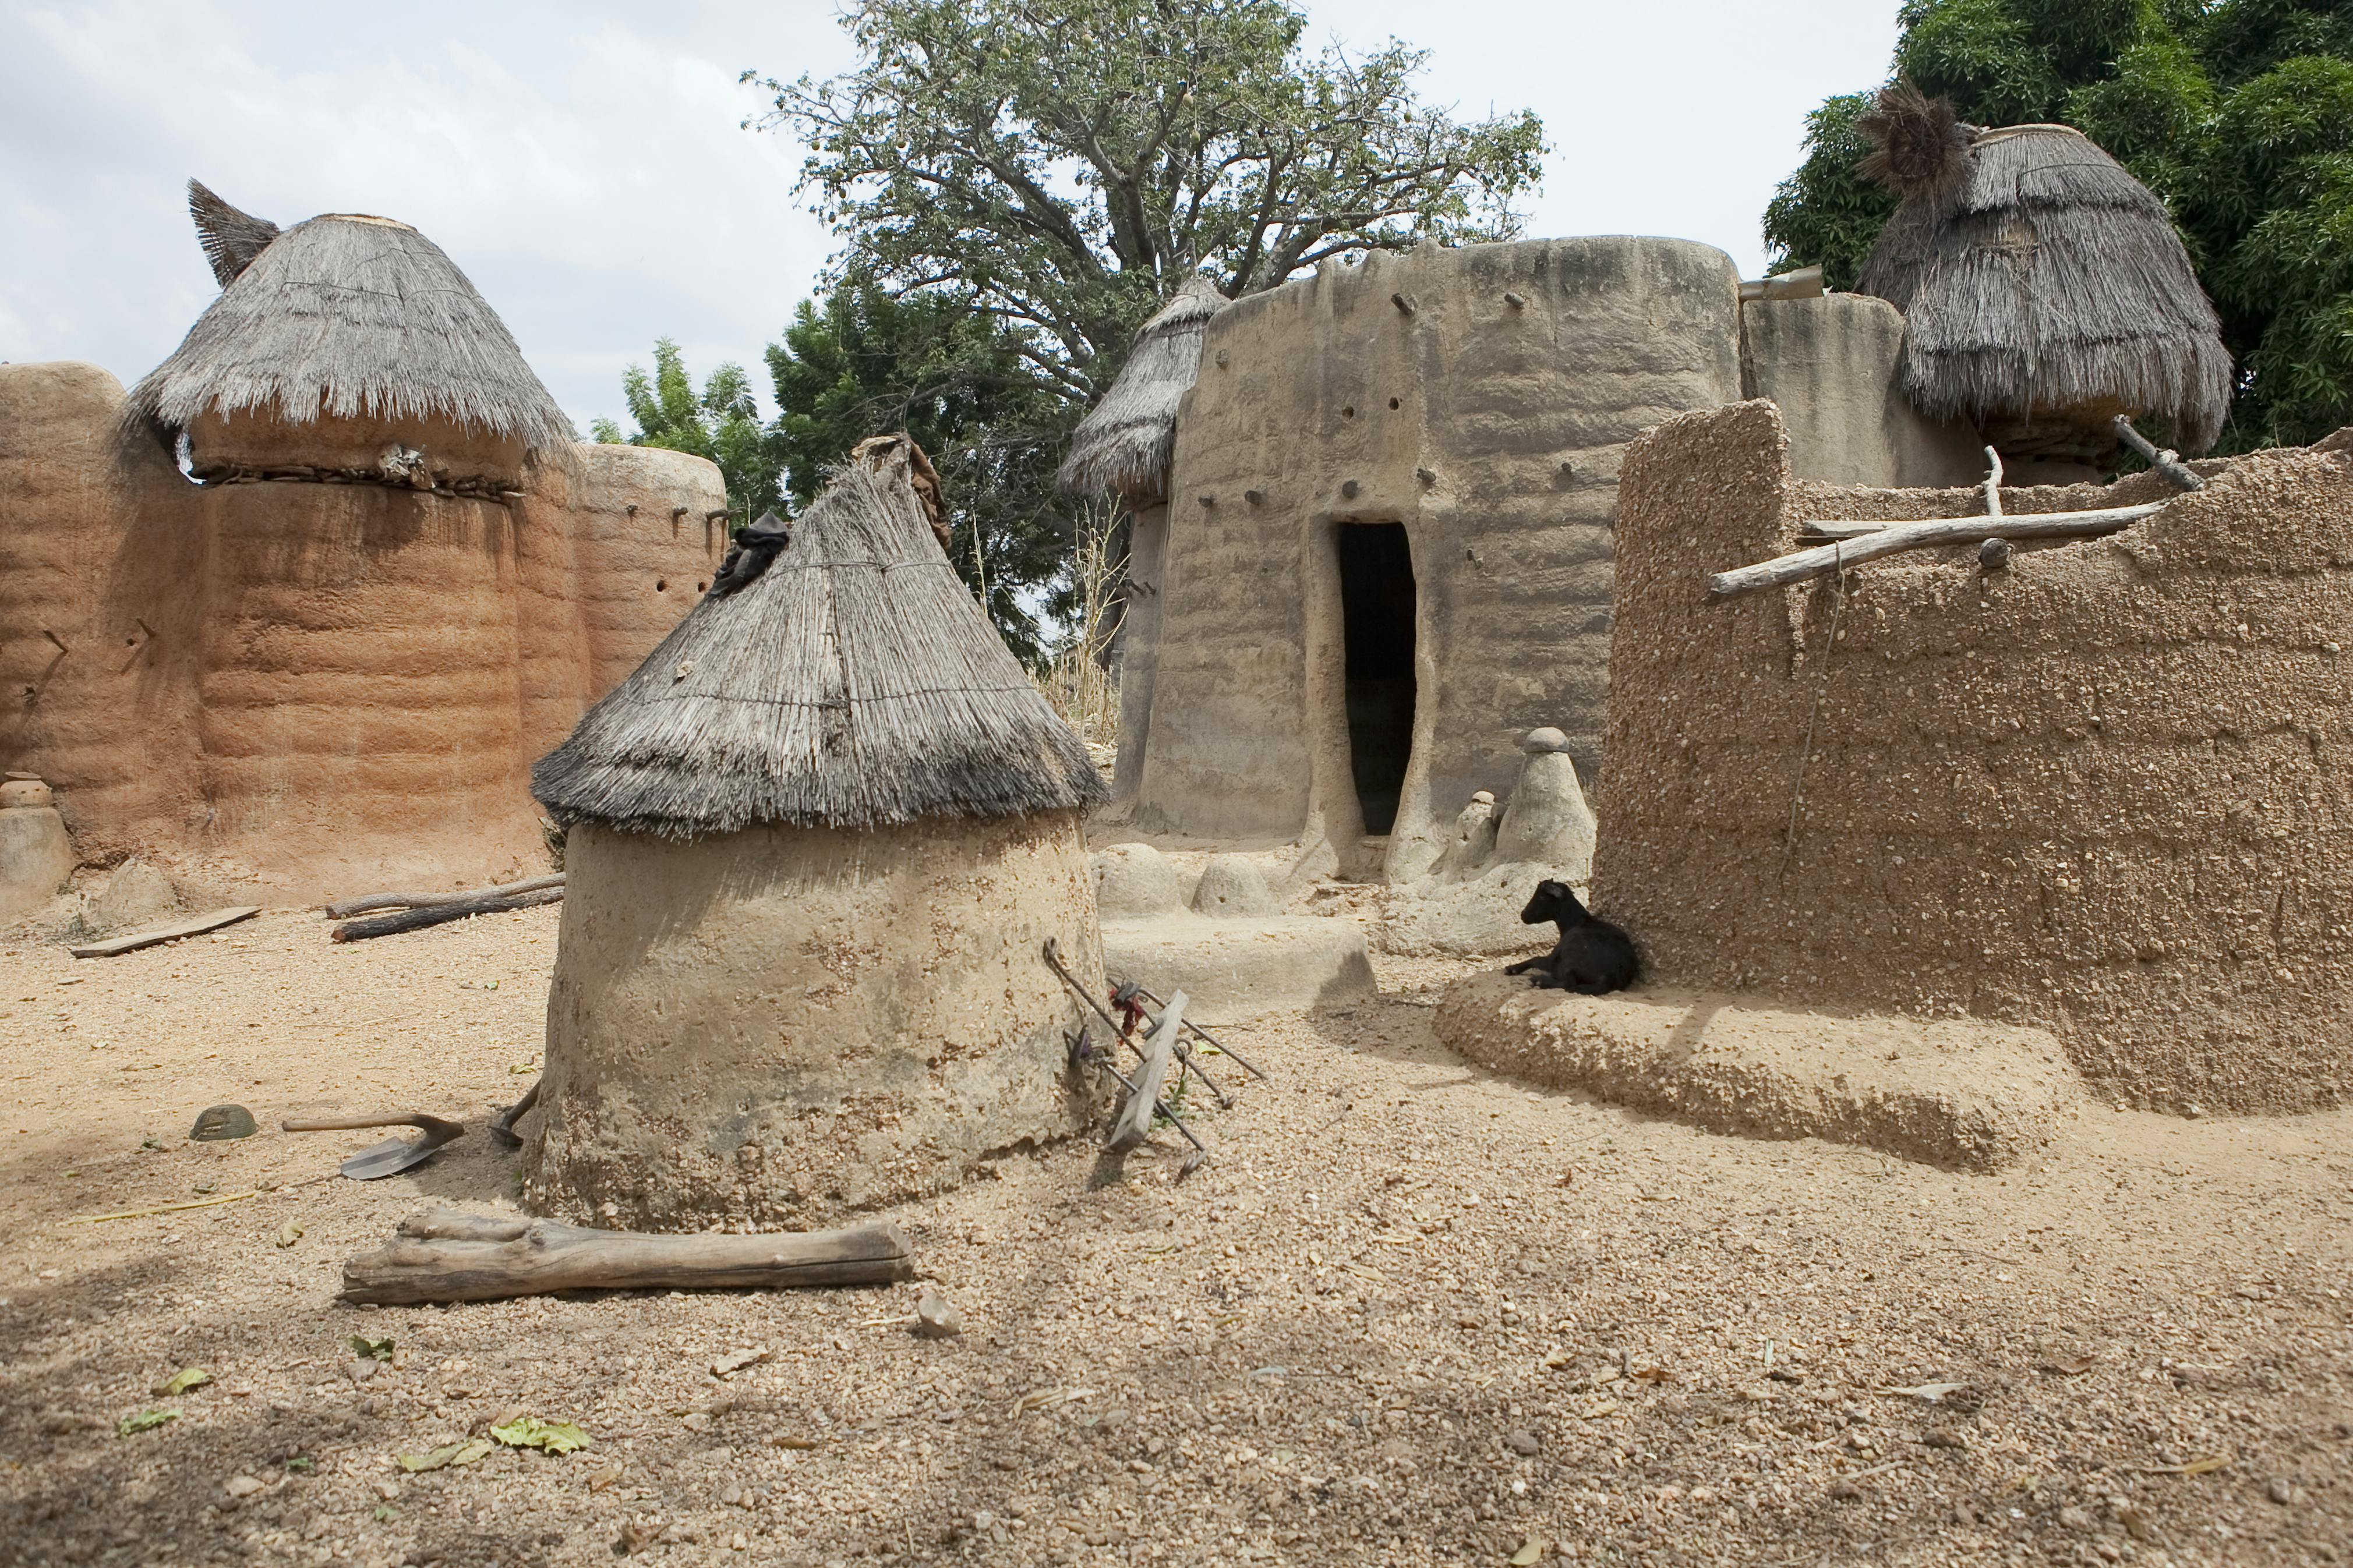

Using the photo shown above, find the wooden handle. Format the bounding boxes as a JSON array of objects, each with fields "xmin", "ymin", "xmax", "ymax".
[{"xmin": 282, "ymin": 1116, "xmax": 415, "ymax": 1133}]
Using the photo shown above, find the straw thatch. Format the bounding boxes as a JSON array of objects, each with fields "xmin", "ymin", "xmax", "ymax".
[
  {"xmin": 1056, "ymin": 275, "xmax": 1227, "ymax": 502},
  {"xmin": 188, "ymin": 180, "xmax": 281, "ymax": 288},
  {"xmin": 534, "ymin": 436, "xmax": 1106, "ymax": 837},
  {"xmin": 129, "ymin": 181, "xmax": 575, "ymax": 452},
  {"xmin": 1856, "ymin": 97, "xmax": 2232, "ymax": 453}
]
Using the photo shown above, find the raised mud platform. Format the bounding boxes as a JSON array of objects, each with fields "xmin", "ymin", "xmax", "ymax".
[{"xmin": 1435, "ymin": 971, "xmax": 2082, "ymax": 1171}]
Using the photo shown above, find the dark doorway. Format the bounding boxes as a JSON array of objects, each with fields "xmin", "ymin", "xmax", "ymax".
[{"xmin": 1336, "ymin": 523, "xmax": 1416, "ymax": 835}]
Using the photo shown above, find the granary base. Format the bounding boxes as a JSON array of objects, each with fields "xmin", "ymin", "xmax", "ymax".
[
  {"xmin": 1434, "ymin": 972, "xmax": 2082, "ymax": 1171},
  {"xmin": 525, "ymin": 809, "xmax": 1108, "ymax": 1230}
]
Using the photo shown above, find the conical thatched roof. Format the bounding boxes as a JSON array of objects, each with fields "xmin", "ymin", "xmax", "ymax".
[
  {"xmin": 1056, "ymin": 275, "xmax": 1227, "ymax": 502},
  {"xmin": 129, "ymin": 180, "xmax": 575, "ymax": 452},
  {"xmin": 534, "ymin": 436, "xmax": 1105, "ymax": 838},
  {"xmin": 1856, "ymin": 96, "xmax": 2231, "ymax": 453}
]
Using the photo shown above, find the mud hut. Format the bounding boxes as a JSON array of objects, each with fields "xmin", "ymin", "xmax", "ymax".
[
  {"xmin": 129, "ymin": 181, "xmax": 575, "ymax": 484},
  {"xmin": 1, "ymin": 180, "xmax": 718, "ymax": 900},
  {"xmin": 1057, "ymin": 276, "xmax": 1227, "ymax": 806},
  {"xmin": 525, "ymin": 436, "xmax": 1110, "ymax": 1230},
  {"xmin": 1855, "ymin": 89, "xmax": 2232, "ymax": 477}
]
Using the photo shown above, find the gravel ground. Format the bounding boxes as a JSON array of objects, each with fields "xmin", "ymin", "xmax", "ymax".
[{"xmin": 2, "ymin": 904, "xmax": 2348, "ymax": 1568}]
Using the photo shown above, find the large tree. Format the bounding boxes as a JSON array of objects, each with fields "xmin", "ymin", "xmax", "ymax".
[
  {"xmin": 589, "ymin": 339, "xmax": 787, "ymax": 525},
  {"xmin": 1762, "ymin": 0, "xmax": 2353, "ymax": 450},
  {"xmin": 747, "ymin": 0, "xmax": 1544, "ymax": 399}
]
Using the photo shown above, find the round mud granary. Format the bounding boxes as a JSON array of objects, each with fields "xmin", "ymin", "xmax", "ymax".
[{"xmin": 526, "ymin": 437, "xmax": 1110, "ymax": 1229}]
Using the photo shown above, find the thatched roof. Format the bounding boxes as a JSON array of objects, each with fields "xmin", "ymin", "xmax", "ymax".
[
  {"xmin": 1056, "ymin": 275, "xmax": 1227, "ymax": 502},
  {"xmin": 534, "ymin": 436, "xmax": 1105, "ymax": 838},
  {"xmin": 129, "ymin": 180, "xmax": 575, "ymax": 452},
  {"xmin": 1856, "ymin": 96, "xmax": 2231, "ymax": 453}
]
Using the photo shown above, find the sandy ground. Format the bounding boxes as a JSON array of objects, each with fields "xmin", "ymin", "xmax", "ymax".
[{"xmin": 1, "ymin": 904, "xmax": 2348, "ymax": 1568}]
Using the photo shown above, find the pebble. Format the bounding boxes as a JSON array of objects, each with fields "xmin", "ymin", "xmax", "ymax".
[
  {"xmin": 223, "ymin": 1477, "xmax": 265, "ymax": 1499},
  {"xmin": 1502, "ymin": 1430, "xmax": 1540, "ymax": 1457},
  {"xmin": 914, "ymin": 1282, "xmax": 963, "ymax": 1339},
  {"xmin": 2266, "ymin": 1477, "xmax": 2293, "ymax": 1505}
]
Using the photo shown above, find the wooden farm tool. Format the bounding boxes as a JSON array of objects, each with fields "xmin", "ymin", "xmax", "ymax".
[
  {"xmin": 487, "ymin": 1079, "xmax": 540, "ymax": 1149},
  {"xmin": 1115, "ymin": 980, "xmax": 1268, "ymax": 1082},
  {"xmin": 1043, "ymin": 939, "xmax": 1210, "ymax": 1172},
  {"xmin": 281, "ymin": 1113, "xmax": 465, "ymax": 1179},
  {"xmin": 1042, "ymin": 937, "xmax": 1250, "ymax": 1105},
  {"xmin": 338, "ymin": 1208, "xmax": 914, "ymax": 1304}
]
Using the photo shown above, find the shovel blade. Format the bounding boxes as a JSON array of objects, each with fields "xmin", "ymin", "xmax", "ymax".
[{"xmin": 339, "ymin": 1134, "xmax": 444, "ymax": 1180}]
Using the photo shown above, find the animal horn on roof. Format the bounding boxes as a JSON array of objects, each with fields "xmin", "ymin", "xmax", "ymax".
[
  {"xmin": 187, "ymin": 179, "xmax": 282, "ymax": 288},
  {"xmin": 1857, "ymin": 82, "xmax": 1973, "ymax": 197}
]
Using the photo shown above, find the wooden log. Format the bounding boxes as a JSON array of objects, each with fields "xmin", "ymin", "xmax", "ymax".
[
  {"xmin": 2112, "ymin": 415, "xmax": 2206, "ymax": 491},
  {"xmin": 338, "ymin": 1208, "xmax": 916, "ymax": 1304},
  {"xmin": 1980, "ymin": 446, "xmax": 2004, "ymax": 519},
  {"xmin": 331, "ymin": 887, "xmax": 563, "ymax": 942},
  {"xmin": 325, "ymin": 873, "xmax": 563, "ymax": 919},
  {"xmin": 1711, "ymin": 504, "xmax": 2168, "ymax": 597},
  {"xmin": 1107, "ymin": 989, "xmax": 1185, "ymax": 1154},
  {"xmin": 73, "ymin": 905, "xmax": 260, "ymax": 959}
]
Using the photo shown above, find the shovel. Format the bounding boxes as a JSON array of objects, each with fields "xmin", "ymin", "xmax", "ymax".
[{"xmin": 281, "ymin": 1113, "xmax": 465, "ymax": 1180}]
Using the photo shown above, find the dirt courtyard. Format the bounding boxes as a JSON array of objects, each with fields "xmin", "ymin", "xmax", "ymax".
[{"xmin": 1, "ymin": 904, "xmax": 2347, "ymax": 1568}]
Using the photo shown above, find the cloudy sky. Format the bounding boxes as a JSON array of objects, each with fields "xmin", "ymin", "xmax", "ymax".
[{"xmin": 0, "ymin": 1, "xmax": 1899, "ymax": 437}]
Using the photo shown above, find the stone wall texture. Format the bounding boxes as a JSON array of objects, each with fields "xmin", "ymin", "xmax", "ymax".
[
  {"xmin": 1595, "ymin": 397, "xmax": 2353, "ymax": 1114},
  {"xmin": 0, "ymin": 361, "xmax": 719, "ymax": 900},
  {"xmin": 526, "ymin": 809, "xmax": 1107, "ymax": 1230}
]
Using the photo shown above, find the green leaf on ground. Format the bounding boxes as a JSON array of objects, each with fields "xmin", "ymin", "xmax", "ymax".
[
  {"xmin": 398, "ymin": 1439, "xmax": 492, "ymax": 1473},
  {"xmin": 275, "ymin": 1221, "xmax": 303, "ymax": 1248},
  {"xmin": 116, "ymin": 1408, "xmax": 180, "ymax": 1436},
  {"xmin": 154, "ymin": 1367, "xmax": 211, "ymax": 1397},
  {"xmin": 349, "ymin": 1336, "xmax": 394, "ymax": 1362},
  {"xmin": 490, "ymin": 1416, "xmax": 591, "ymax": 1454},
  {"xmin": 285, "ymin": 1456, "xmax": 315, "ymax": 1473},
  {"xmin": 373, "ymin": 1505, "xmax": 398, "ymax": 1523}
]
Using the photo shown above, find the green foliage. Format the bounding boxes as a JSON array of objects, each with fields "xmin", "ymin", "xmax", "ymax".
[
  {"xmin": 590, "ymin": 338, "xmax": 786, "ymax": 525},
  {"xmin": 734, "ymin": 0, "xmax": 1545, "ymax": 662},
  {"xmin": 765, "ymin": 281, "xmax": 1080, "ymax": 662},
  {"xmin": 1763, "ymin": 0, "xmax": 2353, "ymax": 449},
  {"xmin": 1761, "ymin": 94, "xmax": 1900, "ymax": 291}
]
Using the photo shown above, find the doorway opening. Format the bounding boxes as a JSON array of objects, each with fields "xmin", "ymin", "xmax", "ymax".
[{"xmin": 1336, "ymin": 522, "xmax": 1416, "ymax": 835}]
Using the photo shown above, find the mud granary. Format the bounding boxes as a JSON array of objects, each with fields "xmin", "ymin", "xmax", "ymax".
[{"xmin": 0, "ymin": 182, "xmax": 719, "ymax": 901}]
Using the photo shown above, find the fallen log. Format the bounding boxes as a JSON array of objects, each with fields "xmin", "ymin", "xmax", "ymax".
[
  {"xmin": 325, "ymin": 873, "xmax": 564, "ymax": 919},
  {"xmin": 339, "ymin": 1208, "xmax": 915, "ymax": 1304},
  {"xmin": 331, "ymin": 887, "xmax": 563, "ymax": 942},
  {"xmin": 1712, "ymin": 504, "xmax": 2167, "ymax": 597},
  {"xmin": 72, "ymin": 905, "xmax": 260, "ymax": 959}
]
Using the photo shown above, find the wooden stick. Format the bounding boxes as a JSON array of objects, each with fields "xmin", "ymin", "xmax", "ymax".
[
  {"xmin": 324, "ymin": 874, "xmax": 564, "ymax": 919},
  {"xmin": 72, "ymin": 906, "xmax": 260, "ymax": 959},
  {"xmin": 337, "ymin": 1208, "xmax": 916, "ymax": 1304},
  {"xmin": 331, "ymin": 887, "xmax": 563, "ymax": 942},
  {"xmin": 1980, "ymin": 446, "xmax": 2004, "ymax": 519},
  {"xmin": 1711, "ymin": 504, "xmax": 2168, "ymax": 597},
  {"xmin": 1107, "ymin": 990, "xmax": 1185, "ymax": 1155},
  {"xmin": 70, "ymin": 1190, "xmax": 259, "ymax": 1224},
  {"xmin": 2112, "ymin": 415, "xmax": 2206, "ymax": 491}
]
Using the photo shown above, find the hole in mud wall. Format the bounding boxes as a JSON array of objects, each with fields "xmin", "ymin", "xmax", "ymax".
[{"xmin": 1336, "ymin": 522, "xmax": 1416, "ymax": 836}]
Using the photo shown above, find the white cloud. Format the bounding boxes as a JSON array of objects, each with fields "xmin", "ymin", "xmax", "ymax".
[{"xmin": 0, "ymin": 0, "xmax": 1898, "ymax": 435}]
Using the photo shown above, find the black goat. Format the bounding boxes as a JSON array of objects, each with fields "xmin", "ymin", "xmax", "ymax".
[{"xmin": 1503, "ymin": 879, "xmax": 1639, "ymax": 994}]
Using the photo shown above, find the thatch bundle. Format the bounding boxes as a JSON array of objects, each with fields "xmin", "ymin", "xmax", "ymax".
[
  {"xmin": 1056, "ymin": 275, "xmax": 1227, "ymax": 502},
  {"xmin": 535, "ymin": 436, "xmax": 1105, "ymax": 837},
  {"xmin": 129, "ymin": 180, "xmax": 574, "ymax": 453},
  {"xmin": 1856, "ymin": 91, "xmax": 2231, "ymax": 455}
]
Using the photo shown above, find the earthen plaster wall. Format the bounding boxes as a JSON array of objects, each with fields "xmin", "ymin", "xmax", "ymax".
[
  {"xmin": 0, "ymin": 362, "xmax": 718, "ymax": 900},
  {"xmin": 1595, "ymin": 398, "xmax": 2353, "ymax": 1113},
  {"xmin": 1138, "ymin": 237, "xmax": 1748, "ymax": 877},
  {"xmin": 526, "ymin": 809, "xmax": 1107, "ymax": 1230}
]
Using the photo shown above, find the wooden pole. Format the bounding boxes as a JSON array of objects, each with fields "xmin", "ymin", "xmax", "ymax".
[
  {"xmin": 338, "ymin": 1209, "xmax": 915, "ymax": 1304},
  {"xmin": 1980, "ymin": 446, "xmax": 2004, "ymax": 519},
  {"xmin": 325, "ymin": 874, "xmax": 564, "ymax": 919},
  {"xmin": 1711, "ymin": 504, "xmax": 2167, "ymax": 597},
  {"xmin": 331, "ymin": 887, "xmax": 563, "ymax": 942},
  {"xmin": 2112, "ymin": 415, "xmax": 2207, "ymax": 491},
  {"xmin": 1107, "ymin": 990, "xmax": 1185, "ymax": 1154}
]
